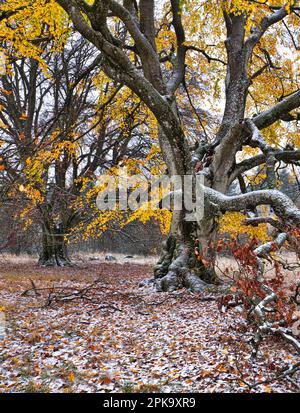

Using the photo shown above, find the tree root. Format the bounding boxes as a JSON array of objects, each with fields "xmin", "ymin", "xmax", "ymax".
[
  {"xmin": 38, "ymin": 256, "xmax": 73, "ymax": 267},
  {"xmin": 154, "ymin": 235, "xmax": 222, "ymax": 293}
]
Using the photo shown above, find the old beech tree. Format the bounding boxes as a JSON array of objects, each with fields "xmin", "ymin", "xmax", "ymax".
[
  {"xmin": 1, "ymin": 1, "xmax": 300, "ymax": 289},
  {"xmin": 54, "ymin": 0, "xmax": 300, "ymax": 291}
]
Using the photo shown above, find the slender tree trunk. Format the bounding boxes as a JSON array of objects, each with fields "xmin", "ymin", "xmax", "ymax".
[{"xmin": 38, "ymin": 224, "xmax": 72, "ymax": 267}]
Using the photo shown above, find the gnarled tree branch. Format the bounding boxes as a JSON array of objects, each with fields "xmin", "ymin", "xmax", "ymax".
[{"xmin": 203, "ymin": 186, "xmax": 300, "ymax": 225}]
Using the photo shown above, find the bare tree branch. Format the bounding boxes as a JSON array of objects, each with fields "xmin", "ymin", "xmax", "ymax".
[
  {"xmin": 203, "ymin": 186, "xmax": 300, "ymax": 225},
  {"xmin": 254, "ymin": 89, "xmax": 300, "ymax": 129}
]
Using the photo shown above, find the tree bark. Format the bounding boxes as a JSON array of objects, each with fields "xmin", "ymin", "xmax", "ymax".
[{"xmin": 154, "ymin": 208, "xmax": 220, "ymax": 292}]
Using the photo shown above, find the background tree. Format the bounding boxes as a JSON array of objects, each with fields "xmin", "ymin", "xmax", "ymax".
[{"xmin": 0, "ymin": 35, "xmax": 152, "ymax": 265}]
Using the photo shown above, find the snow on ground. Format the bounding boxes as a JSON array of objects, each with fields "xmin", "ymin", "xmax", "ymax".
[{"xmin": 0, "ymin": 257, "xmax": 299, "ymax": 393}]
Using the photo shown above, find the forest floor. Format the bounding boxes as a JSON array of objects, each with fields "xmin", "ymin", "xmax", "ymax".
[{"xmin": 0, "ymin": 254, "xmax": 299, "ymax": 393}]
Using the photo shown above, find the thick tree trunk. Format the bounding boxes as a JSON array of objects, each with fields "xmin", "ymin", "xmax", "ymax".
[
  {"xmin": 38, "ymin": 224, "xmax": 72, "ymax": 267},
  {"xmin": 154, "ymin": 210, "xmax": 221, "ymax": 292}
]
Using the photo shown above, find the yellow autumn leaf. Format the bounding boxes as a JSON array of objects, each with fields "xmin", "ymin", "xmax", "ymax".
[
  {"xmin": 68, "ymin": 372, "xmax": 75, "ymax": 383},
  {"xmin": 20, "ymin": 112, "xmax": 28, "ymax": 120},
  {"xmin": 264, "ymin": 385, "xmax": 272, "ymax": 393}
]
